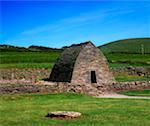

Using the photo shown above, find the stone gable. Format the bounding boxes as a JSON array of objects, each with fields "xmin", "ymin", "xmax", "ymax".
[{"xmin": 49, "ymin": 41, "xmax": 115, "ymax": 93}]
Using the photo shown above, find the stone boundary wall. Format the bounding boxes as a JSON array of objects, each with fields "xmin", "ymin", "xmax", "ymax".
[
  {"xmin": 0, "ymin": 83, "xmax": 103, "ymax": 96},
  {"xmin": 0, "ymin": 67, "xmax": 149, "ymax": 81},
  {"xmin": 111, "ymin": 81, "xmax": 150, "ymax": 92},
  {"xmin": 0, "ymin": 68, "xmax": 50, "ymax": 81},
  {"xmin": 0, "ymin": 81, "xmax": 150, "ymax": 95},
  {"xmin": 111, "ymin": 67, "xmax": 150, "ymax": 77}
]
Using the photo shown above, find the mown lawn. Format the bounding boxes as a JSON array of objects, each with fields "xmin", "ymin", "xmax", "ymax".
[
  {"xmin": 0, "ymin": 93, "xmax": 150, "ymax": 126},
  {"xmin": 114, "ymin": 74, "xmax": 150, "ymax": 82},
  {"xmin": 121, "ymin": 90, "xmax": 150, "ymax": 97}
]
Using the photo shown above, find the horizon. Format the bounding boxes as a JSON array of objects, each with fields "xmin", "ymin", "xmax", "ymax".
[
  {"xmin": 0, "ymin": 37, "xmax": 150, "ymax": 49},
  {"xmin": 1, "ymin": 0, "xmax": 150, "ymax": 48}
]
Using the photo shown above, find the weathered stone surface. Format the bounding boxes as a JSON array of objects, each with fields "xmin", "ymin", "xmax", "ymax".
[
  {"xmin": 0, "ymin": 68, "xmax": 50, "ymax": 81},
  {"xmin": 0, "ymin": 67, "xmax": 149, "ymax": 82},
  {"xmin": 0, "ymin": 81, "xmax": 150, "ymax": 95},
  {"xmin": 0, "ymin": 42, "xmax": 149, "ymax": 96},
  {"xmin": 49, "ymin": 43, "xmax": 83, "ymax": 82},
  {"xmin": 49, "ymin": 41, "xmax": 115, "ymax": 95},
  {"xmin": 46, "ymin": 111, "xmax": 81, "ymax": 119},
  {"xmin": 111, "ymin": 67, "xmax": 150, "ymax": 77},
  {"xmin": 111, "ymin": 81, "xmax": 150, "ymax": 92},
  {"xmin": 71, "ymin": 42, "xmax": 115, "ymax": 85}
]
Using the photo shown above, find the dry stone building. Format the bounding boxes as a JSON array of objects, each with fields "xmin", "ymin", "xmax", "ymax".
[{"xmin": 49, "ymin": 41, "xmax": 115, "ymax": 93}]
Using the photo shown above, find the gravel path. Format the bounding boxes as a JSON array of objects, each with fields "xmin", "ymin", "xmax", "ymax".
[{"xmin": 97, "ymin": 94, "xmax": 150, "ymax": 99}]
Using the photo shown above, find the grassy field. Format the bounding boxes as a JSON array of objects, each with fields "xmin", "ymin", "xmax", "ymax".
[
  {"xmin": 0, "ymin": 93, "xmax": 150, "ymax": 126},
  {"xmin": 0, "ymin": 38, "xmax": 150, "ymax": 82},
  {"xmin": 114, "ymin": 74, "xmax": 150, "ymax": 82},
  {"xmin": 0, "ymin": 52, "xmax": 149, "ymax": 82},
  {"xmin": 0, "ymin": 52, "xmax": 60, "ymax": 64},
  {"xmin": 121, "ymin": 90, "xmax": 150, "ymax": 97},
  {"xmin": 0, "ymin": 52, "xmax": 149, "ymax": 69},
  {"xmin": 99, "ymin": 38, "xmax": 150, "ymax": 54},
  {"xmin": 105, "ymin": 53, "xmax": 150, "ymax": 68},
  {"xmin": 0, "ymin": 38, "xmax": 150, "ymax": 69},
  {"xmin": 0, "ymin": 52, "xmax": 59, "ymax": 69}
]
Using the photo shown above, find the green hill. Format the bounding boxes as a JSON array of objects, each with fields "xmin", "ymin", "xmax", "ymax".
[
  {"xmin": 0, "ymin": 45, "xmax": 62, "ymax": 52},
  {"xmin": 28, "ymin": 45, "xmax": 62, "ymax": 52},
  {"xmin": 1, "ymin": 38, "xmax": 150, "ymax": 53},
  {"xmin": 99, "ymin": 38, "xmax": 150, "ymax": 54},
  {"xmin": 0, "ymin": 45, "xmax": 29, "ymax": 52},
  {"xmin": 0, "ymin": 38, "xmax": 150, "ymax": 69}
]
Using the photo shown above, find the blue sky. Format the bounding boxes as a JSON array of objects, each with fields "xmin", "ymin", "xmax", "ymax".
[{"xmin": 1, "ymin": 0, "xmax": 150, "ymax": 48}]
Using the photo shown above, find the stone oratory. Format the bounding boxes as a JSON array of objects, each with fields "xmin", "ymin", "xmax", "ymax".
[{"xmin": 49, "ymin": 41, "xmax": 115, "ymax": 95}]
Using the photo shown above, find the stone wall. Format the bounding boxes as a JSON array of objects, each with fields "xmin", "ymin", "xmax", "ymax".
[
  {"xmin": 111, "ymin": 67, "xmax": 150, "ymax": 77},
  {"xmin": 0, "ymin": 67, "xmax": 149, "ymax": 81},
  {"xmin": 71, "ymin": 43, "xmax": 115, "ymax": 90},
  {"xmin": 0, "ymin": 68, "xmax": 50, "ymax": 81},
  {"xmin": 111, "ymin": 81, "xmax": 150, "ymax": 92},
  {"xmin": 0, "ymin": 81, "xmax": 149, "ymax": 95},
  {"xmin": 0, "ymin": 83, "xmax": 105, "ymax": 96}
]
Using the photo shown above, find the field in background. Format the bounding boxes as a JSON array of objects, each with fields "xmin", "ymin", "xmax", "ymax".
[
  {"xmin": 1, "ymin": 38, "xmax": 149, "ymax": 68},
  {"xmin": 0, "ymin": 38, "xmax": 150, "ymax": 82},
  {"xmin": 0, "ymin": 52, "xmax": 150, "ymax": 69},
  {"xmin": 0, "ymin": 93, "xmax": 150, "ymax": 126},
  {"xmin": 99, "ymin": 38, "xmax": 150, "ymax": 54}
]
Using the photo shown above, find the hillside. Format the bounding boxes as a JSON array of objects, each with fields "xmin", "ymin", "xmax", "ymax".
[
  {"xmin": 0, "ymin": 45, "xmax": 29, "ymax": 52},
  {"xmin": 0, "ymin": 38, "xmax": 150, "ymax": 69},
  {"xmin": 0, "ymin": 45, "xmax": 62, "ymax": 52},
  {"xmin": 99, "ymin": 38, "xmax": 150, "ymax": 54},
  {"xmin": 1, "ymin": 38, "xmax": 150, "ymax": 53}
]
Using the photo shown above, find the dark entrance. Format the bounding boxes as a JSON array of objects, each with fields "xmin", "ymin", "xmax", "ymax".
[{"xmin": 91, "ymin": 71, "xmax": 97, "ymax": 83}]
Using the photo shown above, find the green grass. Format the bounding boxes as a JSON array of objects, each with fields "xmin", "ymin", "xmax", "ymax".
[
  {"xmin": 0, "ymin": 52, "xmax": 60, "ymax": 64},
  {"xmin": 121, "ymin": 90, "xmax": 150, "ymax": 97},
  {"xmin": 115, "ymin": 74, "xmax": 150, "ymax": 82},
  {"xmin": 0, "ymin": 63, "xmax": 54, "ymax": 69},
  {"xmin": 104, "ymin": 53, "xmax": 150, "ymax": 68},
  {"xmin": 0, "ymin": 52, "xmax": 150, "ymax": 68},
  {"xmin": 99, "ymin": 38, "xmax": 150, "ymax": 54},
  {"xmin": 0, "ymin": 51, "xmax": 60, "ymax": 68},
  {"xmin": 0, "ymin": 52, "xmax": 149, "ymax": 82},
  {"xmin": 0, "ymin": 93, "xmax": 150, "ymax": 126},
  {"xmin": 0, "ymin": 38, "xmax": 149, "ymax": 68}
]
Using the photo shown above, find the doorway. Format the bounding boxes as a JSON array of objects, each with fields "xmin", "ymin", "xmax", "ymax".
[{"xmin": 91, "ymin": 71, "xmax": 97, "ymax": 83}]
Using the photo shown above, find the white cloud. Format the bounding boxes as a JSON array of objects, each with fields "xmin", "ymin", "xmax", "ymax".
[{"xmin": 21, "ymin": 8, "xmax": 134, "ymax": 36}]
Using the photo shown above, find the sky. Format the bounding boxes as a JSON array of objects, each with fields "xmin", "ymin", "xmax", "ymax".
[{"xmin": 0, "ymin": 0, "xmax": 150, "ymax": 48}]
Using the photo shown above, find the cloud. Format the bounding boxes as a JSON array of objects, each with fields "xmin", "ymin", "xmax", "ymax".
[
  {"xmin": 21, "ymin": 13, "xmax": 105, "ymax": 35},
  {"xmin": 21, "ymin": 8, "xmax": 134, "ymax": 36},
  {"xmin": 4, "ymin": 7, "xmax": 136, "ymax": 48}
]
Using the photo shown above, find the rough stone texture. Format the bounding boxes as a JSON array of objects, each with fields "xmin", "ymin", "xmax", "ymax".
[
  {"xmin": 0, "ymin": 83, "xmax": 59, "ymax": 94},
  {"xmin": 0, "ymin": 68, "xmax": 49, "ymax": 81},
  {"xmin": 0, "ymin": 42, "xmax": 149, "ymax": 95},
  {"xmin": 111, "ymin": 81, "xmax": 150, "ymax": 92},
  {"xmin": 0, "ymin": 67, "xmax": 149, "ymax": 81},
  {"xmin": 0, "ymin": 81, "xmax": 149, "ymax": 95},
  {"xmin": 49, "ymin": 42, "xmax": 115, "ymax": 94},
  {"xmin": 111, "ymin": 67, "xmax": 150, "ymax": 77},
  {"xmin": 71, "ymin": 42, "xmax": 115, "ymax": 84},
  {"xmin": 46, "ymin": 111, "xmax": 81, "ymax": 119},
  {"xmin": 49, "ymin": 43, "xmax": 84, "ymax": 82}
]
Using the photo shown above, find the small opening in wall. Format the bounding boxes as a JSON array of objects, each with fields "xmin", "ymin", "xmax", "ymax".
[{"xmin": 91, "ymin": 71, "xmax": 97, "ymax": 83}]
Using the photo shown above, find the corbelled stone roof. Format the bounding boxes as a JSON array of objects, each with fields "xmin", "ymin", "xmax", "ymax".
[{"xmin": 49, "ymin": 41, "xmax": 92, "ymax": 82}]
